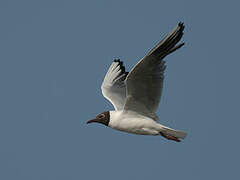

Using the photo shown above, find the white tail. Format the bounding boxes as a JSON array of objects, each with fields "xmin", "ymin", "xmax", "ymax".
[{"xmin": 161, "ymin": 126, "xmax": 187, "ymax": 139}]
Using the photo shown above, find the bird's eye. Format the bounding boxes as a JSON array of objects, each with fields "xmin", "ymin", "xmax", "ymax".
[{"xmin": 98, "ymin": 114, "xmax": 105, "ymax": 119}]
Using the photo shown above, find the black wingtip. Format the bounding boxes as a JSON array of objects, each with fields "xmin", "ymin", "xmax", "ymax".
[
  {"xmin": 178, "ymin": 42, "xmax": 185, "ymax": 48},
  {"xmin": 178, "ymin": 21, "xmax": 184, "ymax": 27},
  {"xmin": 113, "ymin": 59, "xmax": 127, "ymax": 73},
  {"xmin": 113, "ymin": 58, "xmax": 121, "ymax": 63},
  {"xmin": 168, "ymin": 42, "xmax": 185, "ymax": 54},
  {"xmin": 178, "ymin": 22, "xmax": 185, "ymax": 31}
]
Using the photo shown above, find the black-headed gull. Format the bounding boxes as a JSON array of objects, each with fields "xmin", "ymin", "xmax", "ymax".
[{"xmin": 87, "ymin": 22, "xmax": 187, "ymax": 142}]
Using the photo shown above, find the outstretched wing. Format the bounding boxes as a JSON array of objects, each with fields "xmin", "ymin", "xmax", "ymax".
[
  {"xmin": 124, "ymin": 22, "xmax": 185, "ymax": 119},
  {"xmin": 101, "ymin": 59, "xmax": 128, "ymax": 110}
]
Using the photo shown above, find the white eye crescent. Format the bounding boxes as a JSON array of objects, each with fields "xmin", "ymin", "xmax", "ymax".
[{"xmin": 98, "ymin": 114, "xmax": 105, "ymax": 119}]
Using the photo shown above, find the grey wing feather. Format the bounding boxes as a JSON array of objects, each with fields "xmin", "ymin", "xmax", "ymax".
[
  {"xmin": 124, "ymin": 22, "xmax": 185, "ymax": 120},
  {"xmin": 101, "ymin": 59, "xmax": 128, "ymax": 110}
]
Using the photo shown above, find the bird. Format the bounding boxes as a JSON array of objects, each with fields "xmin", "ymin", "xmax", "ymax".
[{"xmin": 87, "ymin": 22, "xmax": 187, "ymax": 142}]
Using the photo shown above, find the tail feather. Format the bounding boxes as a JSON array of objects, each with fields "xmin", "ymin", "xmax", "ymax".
[{"xmin": 162, "ymin": 126, "xmax": 187, "ymax": 139}]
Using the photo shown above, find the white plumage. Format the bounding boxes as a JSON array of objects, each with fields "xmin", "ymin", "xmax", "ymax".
[{"xmin": 88, "ymin": 22, "xmax": 187, "ymax": 142}]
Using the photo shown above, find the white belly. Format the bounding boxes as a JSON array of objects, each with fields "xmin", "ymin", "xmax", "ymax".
[
  {"xmin": 108, "ymin": 111, "xmax": 187, "ymax": 138},
  {"xmin": 109, "ymin": 112, "xmax": 161, "ymax": 135}
]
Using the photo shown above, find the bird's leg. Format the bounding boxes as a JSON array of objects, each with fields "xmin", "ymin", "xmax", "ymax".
[{"xmin": 160, "ymin": 132, "xmax": 181, "ymax": 142}]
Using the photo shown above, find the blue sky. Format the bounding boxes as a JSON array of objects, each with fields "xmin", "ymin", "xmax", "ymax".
[{"xmin": 1, "ymin": 0, "xmax": 240, "ymax": 179}]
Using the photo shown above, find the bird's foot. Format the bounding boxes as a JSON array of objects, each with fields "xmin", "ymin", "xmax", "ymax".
[{"xmin": 160, "ymin": 132, "xmax": 181, "ymax": 142}]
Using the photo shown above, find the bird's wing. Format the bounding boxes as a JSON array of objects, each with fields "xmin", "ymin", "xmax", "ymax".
[
  {"xmin": 124, "ymin": 22, "xmax": 185, "ymax": 120},
  {"xmin": 101, "ymin": 59, "xmax": 128, "ymax": 110}
]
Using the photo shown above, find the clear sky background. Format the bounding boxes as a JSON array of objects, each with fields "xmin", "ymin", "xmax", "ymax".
[{"xmin": 1, "ymin": 0, "xmax": 240, "ymax": 179}]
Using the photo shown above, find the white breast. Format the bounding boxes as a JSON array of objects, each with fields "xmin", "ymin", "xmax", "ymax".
[{"xmin": 108, "ymin": 111, "xmax": 160, "ymax": 135}]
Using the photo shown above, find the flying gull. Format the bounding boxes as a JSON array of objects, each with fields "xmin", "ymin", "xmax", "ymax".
[{"xmin": 87, "ymin": 22, "xmax": 187, "ymax": 142}]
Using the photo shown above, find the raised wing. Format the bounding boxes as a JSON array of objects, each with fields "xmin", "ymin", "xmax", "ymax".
[
  {"xmin": 124, "ymin": 22, "xmax": 185, "ymax": 119},
  {"xmin": 101, "ymin": 59, "xmax": 128, "ymax": 110}
]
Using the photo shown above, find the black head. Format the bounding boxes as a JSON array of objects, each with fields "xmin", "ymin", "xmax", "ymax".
[{"xmin": 87, "ymin": 111, "xmax": 110, "ymax": 126}]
